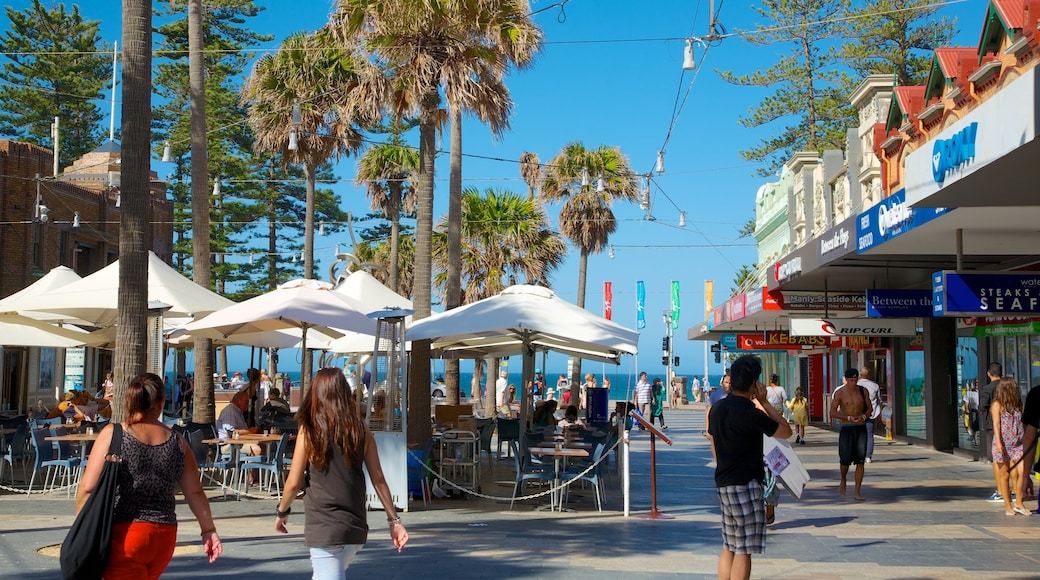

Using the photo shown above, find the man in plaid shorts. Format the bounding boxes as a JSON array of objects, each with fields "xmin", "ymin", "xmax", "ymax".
[{"xmin": 707, "ymin": 354, "xmax": 792, "ymax": 579}]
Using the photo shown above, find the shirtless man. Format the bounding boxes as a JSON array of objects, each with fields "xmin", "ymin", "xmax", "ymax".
[{"xmin": 830, "ymin": 368, "xmax": 873, "ymax": 500}]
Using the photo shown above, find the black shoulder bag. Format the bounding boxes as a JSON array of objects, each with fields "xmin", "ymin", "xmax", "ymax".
[{"xmin": 60, "ymin": 423, "xmax": 123, "ymax": 580}]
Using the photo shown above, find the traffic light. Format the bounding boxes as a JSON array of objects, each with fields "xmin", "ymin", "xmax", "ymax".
[
  {"xmin": 661, "ymin": 336, "xmax": 670, "ymax": 352},
  {"xmin": 662, "ymin": 355, "xmax": 669, "ymax": 366},
  {"xmin": 714, "ymin": 351, "xmax": 721, "ymax": 364},
  {"xmin": 673, "ymin": 356, "xmax": 680, "ymax": 366}
]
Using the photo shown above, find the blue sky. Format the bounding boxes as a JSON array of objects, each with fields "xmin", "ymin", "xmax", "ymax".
[{"xmin": 1, "ymin": 0, "xmax": 984, "ymax": 380}]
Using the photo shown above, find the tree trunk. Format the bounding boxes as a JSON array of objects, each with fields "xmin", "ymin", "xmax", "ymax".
[
  {"xmin": 114, "ymin": 0, "xmax": 152, "ymax": 423},
  {"xmin": 388, "ymin": 186, "xmax": 399, "ymax": 295},
  {"xmin": 445, "ymin": 107, "xmax": 463, "ymax": 406},
  {"xmin": 189, "ymin": 0, "xmax": 214, "ymax": 424},
  {"xmin": 407, "ymin": 89, "xmax": 437, "ymax": 447},
  {"xmin": 302, "ymin": 161, "xmax": 316, "ymax": 393},
  {"xmin": 570, "ymin": 248, "xmax": 590, "ymax": 401}
]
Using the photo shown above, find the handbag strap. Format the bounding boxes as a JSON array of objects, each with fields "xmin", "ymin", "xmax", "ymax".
[{"xmin": 108, "ymin": 423, "xmax": 123, "ymax": 459}]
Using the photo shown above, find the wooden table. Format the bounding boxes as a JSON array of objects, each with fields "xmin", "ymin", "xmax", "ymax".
[{"xmin": 530, "ymin": 446, "xmax": 589, "ymax": 511}]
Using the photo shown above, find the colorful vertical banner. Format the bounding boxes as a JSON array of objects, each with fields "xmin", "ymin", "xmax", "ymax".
[
  {"xmin": 636, "ymin": 281, "xmax": 646, "ymax": 329},
  {"xmin": 604, "ymin": 281, "xmax": 613, "ymax": 320},
  {"xmin": 670, "ymin": 280, "xmax": 680, "ymax": 329},
  {"xmin": 705, "ymin": 280, "xmax": 714, "ymax": 318}
]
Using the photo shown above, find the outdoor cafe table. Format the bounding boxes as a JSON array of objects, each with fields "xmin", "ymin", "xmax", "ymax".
[
  {"xmin": 530, "ymin": 446, "xmax": 589, "ymax": 512},
  {"xmin": 202, "ymin": 433, "xmax": 286, "ymax": 497},
  {"xmin": 45, "ymin": 431, "xmax": 101, "ymax": 459}
]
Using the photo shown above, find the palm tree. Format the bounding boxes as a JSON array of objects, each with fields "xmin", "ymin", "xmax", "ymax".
[
  {"xmin": 113, "ymin": 0, "xmax": 152, "ymax": 422},
  {"xmin": 433, "ymin": 187, "xmax": 566, "ymax": 413},
  {"xmin": 520, "ymin": 151, "xmax": 540, "ymax": 200},
  {"xmin": 355, "ymin": 133, "xmax": 418, "ymax": 294},
  {"xmin": 242, "ymin": 31, "xmax": 370, "ymax": 392},
  {"xmin": 539, "ymin": 141, "xmax": 639, "ymax": 400},
  {"xmin": 329, "ymin": 0, "xmax": 542, "ymax": 444}
]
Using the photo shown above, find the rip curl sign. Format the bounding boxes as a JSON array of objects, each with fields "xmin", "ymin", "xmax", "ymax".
[{"xmin": 932, "ymin": 122, "xmax": 978, "ymax": 184}]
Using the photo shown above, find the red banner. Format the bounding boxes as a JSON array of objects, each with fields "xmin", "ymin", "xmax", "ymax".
[{"xmin": 604, "ymin": 281, "xmax": 612, "ymax": 320}]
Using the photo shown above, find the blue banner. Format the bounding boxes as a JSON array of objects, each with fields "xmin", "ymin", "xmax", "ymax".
[
  {"xmin": 720, "ymin": 334, "xmax": 738, "ymax": 351},
  {"xmin": 856, "ymin": 189, "xmax": 952, "ymax": 254},
  {"xmin": 933, "ymin": 271, "xmax": 1040, "ymax": 316},
  {"xmin": 636, "ymin": 281, "xmax": 646, "ymax": 330},
  {"xmin": 866, "ymin": 289, "xmax": 933, "ymax": 318}
]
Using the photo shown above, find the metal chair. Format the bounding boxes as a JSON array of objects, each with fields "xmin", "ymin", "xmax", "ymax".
[
  {"xmin": 240, "ymin": 432, "xmax": 292, "ymax": 497},
  {"xmin": 508, "ymin": 440, "xmax": 554, "ymax": 510},
  {"xmin": 476, "ymin": 419, "xmax": 496, "ymax": 471},
  {"xmin": 0, "ymin": 424, "xmax": 29, "ymax": 484},
  {"xmin": 562, "ymin": 442, "xmax": 607, "ymax": 511}
]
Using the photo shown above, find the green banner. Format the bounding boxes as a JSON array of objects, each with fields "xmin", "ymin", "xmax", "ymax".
[
  {"xmin": 973, "ymin": 318, "xmax": 1040, "ymax": 337},
  {"xmin": 671, "ymin": 280, "xmax": 680, "ymax": 329}
]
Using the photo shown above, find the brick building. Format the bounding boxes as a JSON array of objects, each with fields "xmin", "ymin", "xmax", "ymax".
[{"xmin": 0, "ymin": 139, "xmax": 174, "ymax": 411}]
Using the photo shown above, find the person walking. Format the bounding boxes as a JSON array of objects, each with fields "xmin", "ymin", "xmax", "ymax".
[
  {"xmin": 858, "ymin": 367, "xmax": 882, "ymax": 462},
  {"xmin": 980, "ymin": 363, "xmax": 1007, "ymax": 502},
  {"xmin": 830, "ymin": 368, "xmax": 872, "ymax": 501},
  {"xmin": 691, "ymin": 375, "xmax": 703, "ymax": 403},
  {"xmin": 275, "ymin": 368, "xmax": 408, "ymax": 577},
  {"xmin": 650, "ymin": 377, "xmax": 668, "ymax": 430},
  {"xmin": 75, "ymin": 373, "xmax": 222, "ymax": 578},
  {"xmin": 633, "ymin": 372, "xmax": 652, "ymax": 424},
  {"xmin": 786, "ymin": 387, "xmax": 809, "ymax": 445},
  {"xmin": 765, "ymin": 374, "xmax": 787, "ymax": 417},
  {"xmin": 991, "ymin": 375, "xmax": 1029, "ymax": 516},
  {"xmin": 708, "ymin": 354, "xmax": 791, "ymax": 580}
]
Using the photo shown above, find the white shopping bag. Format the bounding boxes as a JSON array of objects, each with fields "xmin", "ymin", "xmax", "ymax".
[{"xmin": 763, "ymin": 436, "xmax": 811, "ymax": 499}]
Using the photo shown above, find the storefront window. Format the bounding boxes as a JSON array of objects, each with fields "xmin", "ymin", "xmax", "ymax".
[
  {"xmin": 1031, "ymin": 336, "xmax": 1040, "ymax": 389},
  {"xmin": 905, "ymin": 350, "xmax": 926, "ymax": 439}
]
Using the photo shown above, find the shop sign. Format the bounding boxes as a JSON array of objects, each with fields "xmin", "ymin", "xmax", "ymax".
[
  {"xmin": 720, "ymin": 334, "xmax": 738, "ymax": 350},
  {"xmin": 933, "ymin": 271, "xmax": 1040, "ymax": 316},
  {"xmin": 856, "ymin": 189, "xmax": 951, "ymax": 253},
  {"xmin": 778, "ymin": 291, "xmax": 865, "ymax": 311},
  {"xmin": 729, "ymin": 294, "xmax": 746, "ymax": 321},
  {"xmin": 789, "ymin": 317, "xmax": 919, "ymax": 336},
  {"xmin": 835, "ymin": 336, "xmax": 881, "ymax": 349},
  {"xmin": 736, "ymin": 331, "xmax": 830, "ymax": 350},
  {"xmin": 932, "ymin": 122, "xmax": 978, "ymax": 184},
  {"xmin": 972, "ymin": 316, "xmax": 1040, "ymax": 337},
  {"xmin": 774, "ymin": 257, "xmax": 803, "ymax": 283},
  {"xmin": 866, "ymin": 289, "xmax": 933, "ymax": 318}
]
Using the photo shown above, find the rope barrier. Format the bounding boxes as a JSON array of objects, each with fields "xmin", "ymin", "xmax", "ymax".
[{"xmin": 409, "ymin": 436, "xmax": 621, "ymax": 503}]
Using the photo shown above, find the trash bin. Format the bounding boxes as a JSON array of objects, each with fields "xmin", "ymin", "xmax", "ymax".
[{"xmin": 585, "ymin": 387, "xmax": 609, "ymax": 423}]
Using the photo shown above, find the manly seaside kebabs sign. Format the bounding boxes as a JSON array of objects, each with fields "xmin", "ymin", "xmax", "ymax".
[{"xmin": 932, "ymin": 271, "xmax": 1040, "ymax": 316}]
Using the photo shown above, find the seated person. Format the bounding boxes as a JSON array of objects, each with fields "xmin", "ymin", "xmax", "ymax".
[
  {"xmin": 609, "ymin": 401, "xmax": 636, "ymax": 437},
  {"xmin": 558, "ymin": 405, "xmax": 589, "ymax": 430},
  {"xmin": 217, "ymin": 391, "xmax": 261, "ymax": 458},
  {"xmin": 261, "ymin": 386, "xmax": 292, "ymax": 415},
  {"xmin": 532, "ymin": 400, "xmax": 559, "ymax": 430},
  {"xmin": 498, "ymin": 384, "xmax": 517, "ymax": 417},
  {"xmin": 47, "ymin": 392, "xmax": 81, "ymax": 421}
]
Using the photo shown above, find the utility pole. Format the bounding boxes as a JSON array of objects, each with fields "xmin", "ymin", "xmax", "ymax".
[{"xmin": 662, "ymin": 310, "xmax": 674, "ymax": 386}]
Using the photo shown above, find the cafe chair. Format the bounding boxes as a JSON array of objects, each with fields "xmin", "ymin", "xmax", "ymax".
[
  {"xmin": 562, "ymin": 442, "xmax": 607, "ymax": 511},
  {"xmin": 47, "ymin": 427, "xmax": 83, "ymax": 496},
  {"xmin": 476, "ymin": 420, "xmax": 496, "ymax": 471},
  {"xmin": 508, "ymin": 440, "xmax": 554, "ymax": 510},
  {"xmin": 241, "ymin": 432, "xmax": 292, "ymax": 497},
  {"xmin": 0, "ymin": 424, "xmax": 29, "ymax": 484},
  {"xmin": 496, "ymin": 418, "xmax": 519, "ymax": 459}
]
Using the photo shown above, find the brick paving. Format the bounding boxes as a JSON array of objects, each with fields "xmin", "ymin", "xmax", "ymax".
[{"xmin": 1, "ymin": 404, "xmax": 1037, "ymax": 579}]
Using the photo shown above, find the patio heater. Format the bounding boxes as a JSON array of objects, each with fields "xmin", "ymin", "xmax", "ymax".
[{"xmin": 364, "ymin": 308, "xmax": 413, "ymax": 511}]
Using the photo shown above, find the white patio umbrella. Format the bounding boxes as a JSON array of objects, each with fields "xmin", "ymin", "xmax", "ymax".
[
  {"xmin": 183, "ymin": 278, "xmax": 379, "ymax": 381},
  {"xmin": 406, "ymin": 284, "xmax": 640, "ymax": 427},
  {"xmin": 16, "ymin": 252, "xmax": 234, "ymax": 327},
  {"xmin": 0, "ymin": 265, "xmax": 88, "ymax": 324},
  {"xmin": 0, "ymin": 318, "xmax": 91, "ymax": 348},
  {"xmin": 328, "ymin": 270, "xmax": 413, "ymax": 354}
]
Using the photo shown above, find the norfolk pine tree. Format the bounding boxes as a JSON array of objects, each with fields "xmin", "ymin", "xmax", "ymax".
[{"xmin": 842, "ymin": 0, "xmax": 956, "ymax": 86}]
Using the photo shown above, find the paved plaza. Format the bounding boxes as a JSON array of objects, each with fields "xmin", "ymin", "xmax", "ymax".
[{"xmin": 1, "ymin": 405, "xmax": 1039, "ymax": 579}]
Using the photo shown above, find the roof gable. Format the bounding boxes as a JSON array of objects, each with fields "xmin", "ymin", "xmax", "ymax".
[
  {"xmin": 979, "ymin": 0, "xmax": 1025, "ymax": 61},
  {"xmin": 884, "ymin": 86, "xmax": 926, "ymax": 133}
]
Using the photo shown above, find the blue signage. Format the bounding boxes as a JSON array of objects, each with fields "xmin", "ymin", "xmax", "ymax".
[
  {"xmin": 720, "ymin": 334, "xmax": 738, "ymax": 351},
  {"xmin": 932, "ymin": 122, "xmax": 978, "ymax": 184},
  {"xmin": 932, "ymin": 271, "xmax": 1040, "ymax": 316},
  {"xmin": 866, "ymin": 289, "xmax": 933, "ymax": 318},
  {"xmin": 932, "ymin": 271, "xmax": 946, "ymax": 316},
  {"xmin": 856, "ymin": 189, "xmax": 952, "ymax": 253}
]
